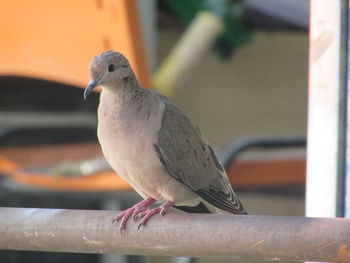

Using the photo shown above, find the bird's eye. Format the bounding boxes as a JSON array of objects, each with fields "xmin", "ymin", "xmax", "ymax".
[{"xmin": 107, "ymin": 64, "xmax": 115, "ymax": 72}]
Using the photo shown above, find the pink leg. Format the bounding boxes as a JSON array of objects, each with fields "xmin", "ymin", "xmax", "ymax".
[
  {"xmin": 112, "ymin": 197, "xmax": 155, "ymax": 232},
  {"xmin": 137, "ymin": 201, "xmax": 174, "ymax": 229}
]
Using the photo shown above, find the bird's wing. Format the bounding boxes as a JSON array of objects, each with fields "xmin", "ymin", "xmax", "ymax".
[{"xmin": 154, "ymin": 99, "xmax": 246, "ymax": 214}]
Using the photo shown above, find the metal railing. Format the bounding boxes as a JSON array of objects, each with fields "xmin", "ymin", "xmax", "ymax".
[{"xmin": 0, "ymin": 207, "xmax": 349, "ymax": 262}]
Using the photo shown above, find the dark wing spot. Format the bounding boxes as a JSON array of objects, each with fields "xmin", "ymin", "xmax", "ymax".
[
  {"xmin": 193, "ymin": 149, "xmax": 198, "ymax": 160},
  {"xmin": 146, "ymin": 110, "xmax": 151, "ymax": 120},
  {"xmin": 208, "ymin": 145, "xmax": 224, "ymax": 172},
  {"xmin": 201, "ymin": 145, "xmax": 206, "ymax": 151}
]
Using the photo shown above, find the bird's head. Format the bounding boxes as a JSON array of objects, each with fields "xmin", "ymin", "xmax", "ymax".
[{"xmin": 84, "ymin": 50, "xmax": 135, "ymax": 99}]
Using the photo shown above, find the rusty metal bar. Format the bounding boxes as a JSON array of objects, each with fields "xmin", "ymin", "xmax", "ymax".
[{"xmin": 0, "ymin": 207, "xmax": 349, "ymax": 262}]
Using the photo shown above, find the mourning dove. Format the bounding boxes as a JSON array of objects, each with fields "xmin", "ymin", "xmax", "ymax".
[{"xmin": 84, "ymin": 51, "xmax": 247, "ymax": 231}]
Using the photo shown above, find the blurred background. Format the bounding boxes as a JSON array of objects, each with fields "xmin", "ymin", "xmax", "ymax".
[{"xmin": 0, "ymin": 0, "xmax": 308, "ymax": 262}]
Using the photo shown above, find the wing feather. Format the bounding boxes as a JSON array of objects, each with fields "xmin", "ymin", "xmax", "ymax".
[{"xmin": 154, "ymin": 98, "xmax": 247, "ymax": 214}]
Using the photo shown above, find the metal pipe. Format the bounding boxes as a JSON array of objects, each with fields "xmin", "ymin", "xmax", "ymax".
[
  {"xmin": 307, "ymin": 0, "xmax": 345, "ymax": 218},
  {"xmin": 0, "ymin": 207, "xmax": 349, "ymax": 262},
  {"xmin": 343, "ymin": 0, "xmax": 350, "ymax": 219}
]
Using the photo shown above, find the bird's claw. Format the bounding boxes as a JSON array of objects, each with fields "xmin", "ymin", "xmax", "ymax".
[
  {"xmin": 112, "ymin": 197, "xmax": 156, "ymax": 232},
  {"xmin": 112, "ymin": 208, "xmax": 134, "ymax": 233},
  {"xmin": 137, "ymin": 208, "xmax": 161, "ymax": 230},
  {"xmin": 136, "ymin": 201, "xmax": 173, "ymax": 229},
  {"xmin": 132, "ymin": 208, "xmax": 146, "ymax": 222},
  {"xmin": 112, "ymin": 211, "xmax": 126, "ymax": 223},
  {"xmin": 112, "ymin": 200, "xmax": 173, "ymax": 232}
]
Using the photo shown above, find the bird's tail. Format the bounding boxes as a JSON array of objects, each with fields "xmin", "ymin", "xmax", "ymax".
[{"xmin": 174, "ymin": 199, "xmax": 248, "ymax": 215}]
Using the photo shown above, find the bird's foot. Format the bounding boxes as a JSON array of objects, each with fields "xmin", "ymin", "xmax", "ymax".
[
  {"xmin": 112, "ymin": 197, "xmax": 155, "ymax": 233},
  {"xmin": 136, "ymin": 201, "xmax": 174, "ymax": 230}
]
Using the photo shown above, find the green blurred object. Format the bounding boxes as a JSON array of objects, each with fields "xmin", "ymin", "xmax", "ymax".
[{"xmin": 163, "ymin": 0, "xmax": 251, "ymax": 59}]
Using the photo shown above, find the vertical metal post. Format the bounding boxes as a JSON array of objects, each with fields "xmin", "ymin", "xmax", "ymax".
[
  {"xmin": 307, "ymin": 0, "xmax": 348, "ymax": 217},
  {"xmin": 344, "ymin": 1, "xmax": 350, "ymax": 217}
]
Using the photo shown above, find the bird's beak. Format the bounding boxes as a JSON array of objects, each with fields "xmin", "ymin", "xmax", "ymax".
[{"xmin": 84, "ymin": 79, "xmax": 99, "ymax": 100}]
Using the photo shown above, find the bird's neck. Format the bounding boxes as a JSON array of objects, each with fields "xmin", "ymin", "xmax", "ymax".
[
  {"xmin": 103, "ymin": 76, "xmax": 140, "ymax": 100},
  {"xmin": 98, "ymin": 80, "xmax": 153, "ymax": 137}
]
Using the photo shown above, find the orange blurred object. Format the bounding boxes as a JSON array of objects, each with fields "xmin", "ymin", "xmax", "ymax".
[
  {"xmin": 0, "ymin": 0, "xmax": 150, "ymax": 88},
  {"xmin": 0, "ymin": 0, "xmax": 150, "ymax": 191},
  {"xmin": 227, "ymin": 158, "xmax": 306, "ymax": 189},
  {"xmin": 0, "ymin": 143, "xmax": 131, "ymax": 191},
  {"xmin": 9, "ymin": 171, "xmax": 130, "ymax": 191}
]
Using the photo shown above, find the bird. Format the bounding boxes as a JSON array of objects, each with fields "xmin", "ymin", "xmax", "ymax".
[{"xmin": 84, "ymin": 50, "xmax": 247, "ymax": 232}]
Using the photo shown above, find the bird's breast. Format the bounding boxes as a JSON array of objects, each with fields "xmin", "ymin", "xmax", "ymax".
[
  {"xmin": 97, "ymin": 91, "xmax": 165, "ymax": 192},
  {"xmin": 95, "ymin": 90, "xmax": 201, "ymax": 205}
]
